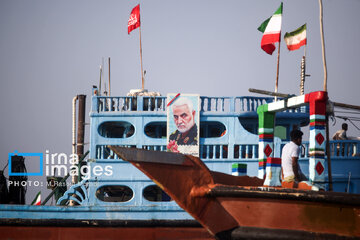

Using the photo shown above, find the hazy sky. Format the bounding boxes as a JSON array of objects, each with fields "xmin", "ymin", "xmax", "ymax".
[{"xmin": 1, "ymin": 0, "xmax": 359, "ymax": 203}]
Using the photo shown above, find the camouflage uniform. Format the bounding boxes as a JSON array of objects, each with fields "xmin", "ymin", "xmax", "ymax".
[{"xmin": 169, "ymin": 124, "xmax": 198, "ymax": 146}]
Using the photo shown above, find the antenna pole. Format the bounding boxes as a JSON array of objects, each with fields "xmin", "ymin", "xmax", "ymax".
[
  {"xmin": 300, "ymin": 49, "xmax": 306, "ymax": 95},
  {"xmin": 99, "ymin": 65, "xmax": 102, "ymax": 96},
  {"xmin": 108, "ymin": 57, "xmax": 111, "ymax": 96},
  {"xmin": 139, "ymin": 25, "xmax": 145, "ymax": 90}
]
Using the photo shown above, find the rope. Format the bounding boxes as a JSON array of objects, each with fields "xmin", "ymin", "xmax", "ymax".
[
  {"xmin": 334, "ymin": 110, "xmax": 360, "ymax": 115},
  {"xmin": 335, "ymin": 116, "xmax": 360, "ymax": 131}
]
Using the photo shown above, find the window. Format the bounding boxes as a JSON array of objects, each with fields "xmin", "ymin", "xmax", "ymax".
[
  {"xmin": 98, "ymin": 121, "xmax": 135, "ymax": 138},
  {"xmin": 143, "ymin": 185, "xmax": 171, "ymax": 202},
  {"xmin": 96, "ymin": 185, "xmax": 133, "ymax": 202},
  {"xmin": 200, "ymin": 122, "xmax": 226, "ymax": 138},
  {"xmin": 144, "ymin": 122, "xmax": 166, "ymax": 138}
]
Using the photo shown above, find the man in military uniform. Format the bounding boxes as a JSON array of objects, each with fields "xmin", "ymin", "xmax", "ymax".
[{"xmin": 169, "ymin": 97, "xmax": 198, "ymax": 146}]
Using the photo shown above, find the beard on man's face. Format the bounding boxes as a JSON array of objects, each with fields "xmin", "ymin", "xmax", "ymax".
[{"xmin": 177, "ymin": 118, "xmax": 194, "ymax": 133}]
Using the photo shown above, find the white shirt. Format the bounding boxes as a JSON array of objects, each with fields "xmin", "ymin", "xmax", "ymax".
[
  {"xmin": 281, "ymin": 141, "xmax": 301, "ymax": 178},
  {"xmin": 332, "ymin": 129, "xmax": 347, "ymax": 140}
]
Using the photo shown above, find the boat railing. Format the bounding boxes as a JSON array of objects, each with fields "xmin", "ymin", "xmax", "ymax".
[
  {"xmin": 94, "ymin": 96, "xmax": 167, "ymax": 112},
  {"xmin": 200, "ymin": 96, "xmax": 269, "ymax": 113},
  {"xmin": 95, "ymin": 143, "xmax": 260, "ymax": 161},
  {"xmin": 95, "ymin": 140, "xmax": 360, "ymax": 166},
  {"xmin": 328, "ymin": 140, "xmax": 360, "ymax": 159},
  {"xmin": 93, "ymin": 96, "xmax": 308, "ymax": 114},
  {"xmin": 200, "ymin": 144, "xmax": 259, "ymax": 160},
  {"xmin": 279, "ymin": 140, "xmax": 360, "ymax": 160}
]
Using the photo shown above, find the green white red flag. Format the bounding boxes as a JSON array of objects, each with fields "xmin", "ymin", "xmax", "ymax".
[
  {"xmin": 258, "ymin": 3, "xmax": 283, "ymax": 55},
  {"xmin": 128, "ymin": 4, "xmax": 140, "ymax": 34},
  {"xmin": 31, "ymin": 191, "xmax": 41, "ymax": 205},
  {"xmin": 284, "ymin": 24, "xmax": 307, "ymax": 51}
]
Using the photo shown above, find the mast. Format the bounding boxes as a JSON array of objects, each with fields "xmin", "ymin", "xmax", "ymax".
[
  {"xmin": 319, "ymin": 0, "xmax": 328, "ymax": 91},
  {"xmin": 76, "ymin": 95, "xmax": 86, "ymax": 182},
  {"xmin": 99, "ymin": 65, "xmax": 102, "ymax": 96},
  {"xmin": 108, "ymin": 57, "xmax": 111, "ymax": 96},
  {"xmin": 319, "ymin": 0, "xmax": 332, "ymax": 191},
  {"xmin": 300, "ymin": 46, "xmax": 311, "ymax": 95},
  {"xmin": 300, "ymin": 45, "xmax": 306, "ymax": 95}
]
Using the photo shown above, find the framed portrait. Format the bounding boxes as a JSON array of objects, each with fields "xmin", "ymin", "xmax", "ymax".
[{"xmin": 166, "ymin": 93, "xmax": 200, "ymax": 156}]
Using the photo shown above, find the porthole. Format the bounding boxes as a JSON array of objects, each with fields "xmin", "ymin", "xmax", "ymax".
[
  {"xmin": 144, "ymin": 122, "xmax": 166, "ymax": 138},
  {"xmin": 96, "ymin": 185, "xmax": 133, "ymax": 202},
  {"xmin": 200, "ymin": 121, "xmax": 226, "ymax": 138},
  {"xmin": 143, "ymin": 185, "xmax": 171, "ymax": 202},
  {"xmin": 98, "ymin": 121, "xmax": 135, "ymax": 138}
]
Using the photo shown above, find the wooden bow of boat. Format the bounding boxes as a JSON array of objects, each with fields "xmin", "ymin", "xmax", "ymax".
[{"xmin": 110, "ymin": 146, "xmax": 360, "ymax": 239}]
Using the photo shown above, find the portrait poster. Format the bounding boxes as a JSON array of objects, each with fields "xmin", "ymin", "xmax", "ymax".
[{"xmin": 167, "ymin": 93, "xmax": 200, "ymax": 157}]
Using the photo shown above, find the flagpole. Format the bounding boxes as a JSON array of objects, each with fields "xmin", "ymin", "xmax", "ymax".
[
  {"xmin": 275, "ymin": 40, "xmax": 281, "ymax": 101},
  {"xmin": 108, "ymin": 57, "xmax": 111, "ymax": 96},
  {"xmin": 300, "ymin": 45, "xmax": 306, "ymax": 95},
  {"xmin": 139, "ymin": 25, "xmax": 145, "ymax": 90}
]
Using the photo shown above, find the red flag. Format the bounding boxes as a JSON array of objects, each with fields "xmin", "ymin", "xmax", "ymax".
[{"xmin": 128, "ymin": 4, "xmax": 140, "ymax": 34}]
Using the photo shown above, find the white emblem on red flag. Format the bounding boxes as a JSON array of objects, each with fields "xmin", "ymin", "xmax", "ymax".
[{"xmin": 128, "ymin": 4, "xmax": 140, "ymax": 34}]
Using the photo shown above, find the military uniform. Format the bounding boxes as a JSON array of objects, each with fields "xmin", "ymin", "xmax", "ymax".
[{"xmin": 169, "ymin": 124, "xmax": 198, "ymax": 145}]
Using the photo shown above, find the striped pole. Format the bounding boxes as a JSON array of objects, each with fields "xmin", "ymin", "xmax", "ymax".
[
  {"xmin": 263, "ymin": 157, "xmax": 282, "ymax": 186},
  {"xmin": 257, "ymin": 105, "xmax": 275, "ymax": 179},
  {"xmin": 306, "ymin": 92, "xmax": 327, "ymax": 185}
]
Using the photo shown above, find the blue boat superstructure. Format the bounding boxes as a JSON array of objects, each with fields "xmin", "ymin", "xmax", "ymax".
[{"xmin": 1, "ymin": 91, "xmax": 359, "ymax": 222}]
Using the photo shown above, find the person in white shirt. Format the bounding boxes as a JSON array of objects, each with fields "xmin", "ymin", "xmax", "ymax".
[
  {"xmin": 332, "ymin": 123, "xmax": 348, "ymax": 140},
  {"xmin": 332, "ymin": 123, "xmax": 348, "ymax": 156},
  {"xmin": 281, "ymin": 129, "xmax": 307, "ymax": 183}
]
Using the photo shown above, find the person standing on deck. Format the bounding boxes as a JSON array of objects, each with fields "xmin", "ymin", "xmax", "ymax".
[
  {"xmin": 332, "ymin": 123, "xmax": 348, "ymax": 140},
  {"xmin": 281, "ymin": 129, "xmax": 307, "ymax": 183},
  {"xmin": 332, "ymin": 123, "xmax": 348, "ymax": 156}
]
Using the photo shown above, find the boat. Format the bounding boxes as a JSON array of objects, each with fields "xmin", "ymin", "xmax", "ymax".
[
  {"xmin": 108, "ymin": 91, "xmax": 360, "ymax": 239},
  {"xmin": 111, "ymin": 146, "xmax": 360, "ymax": 239},
  {"xmin": 0, "ymin": 88, "xmax": 359, "ymax": 239}
]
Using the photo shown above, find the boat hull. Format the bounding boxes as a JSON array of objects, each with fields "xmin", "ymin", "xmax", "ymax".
[
  {"xmin": 110, "ymin": 146, "xmax": 360, "ymax": 239},
  {"xmin": 0, "ymin": 219, "xmax": 214, "ymax": 240},
  {"xmin": 216, "ymin": 194, "xmax": 359, "ymax": 237}
]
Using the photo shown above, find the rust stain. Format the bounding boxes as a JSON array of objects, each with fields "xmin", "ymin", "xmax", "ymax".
[{"xmin": 301, "ymin": 203, "xmax": 358, "ymax": 236}]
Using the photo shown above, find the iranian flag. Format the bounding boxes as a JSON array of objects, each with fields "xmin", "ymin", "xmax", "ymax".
[
  {"xmin": 258, "ymin": 3, "xmax": 283, "ymax": 55},
  {"xmin": 284, "ymin": 24, "xmax": 307, "ymax": 51},
  {"xmin": 128, "ymin": 4, "xmax": 140, "ymax": 34},
  {"xmin": 31, "ymin": 191, "xmax": 41, "ymax": 206}
]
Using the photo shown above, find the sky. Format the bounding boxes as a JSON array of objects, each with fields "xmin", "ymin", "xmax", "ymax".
[{"xmin": 1, "ymin": 0, "xmax": 360, "ymax": 204}]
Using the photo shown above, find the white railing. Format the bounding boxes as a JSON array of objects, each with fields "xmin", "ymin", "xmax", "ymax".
[
  {"xmin": 94, "ymin": 96, "xmax": 308, "ymax": 114},
  {"xmin": 279, "ymin": 140, "xmax": 360, "ymax": 159}
]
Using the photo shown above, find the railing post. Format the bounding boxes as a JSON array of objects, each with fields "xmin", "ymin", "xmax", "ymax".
[
  {"xmin": 92, "ymin": 96, "xmax": 99, "ymax": 113},
  {"xmin": 207, "ymin": 98, "xmax": 211, "ymax": 111},
  {"xmin": 137, "ymin": 96, "xmax": 144, "ymax": 111},
  {"xmin": 230, "ymin": 97, "xmax": 235, "ymax": 112},
  {"xmin": 200, "ymin": 97, "xmax": 205, "ymax": 112}
]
